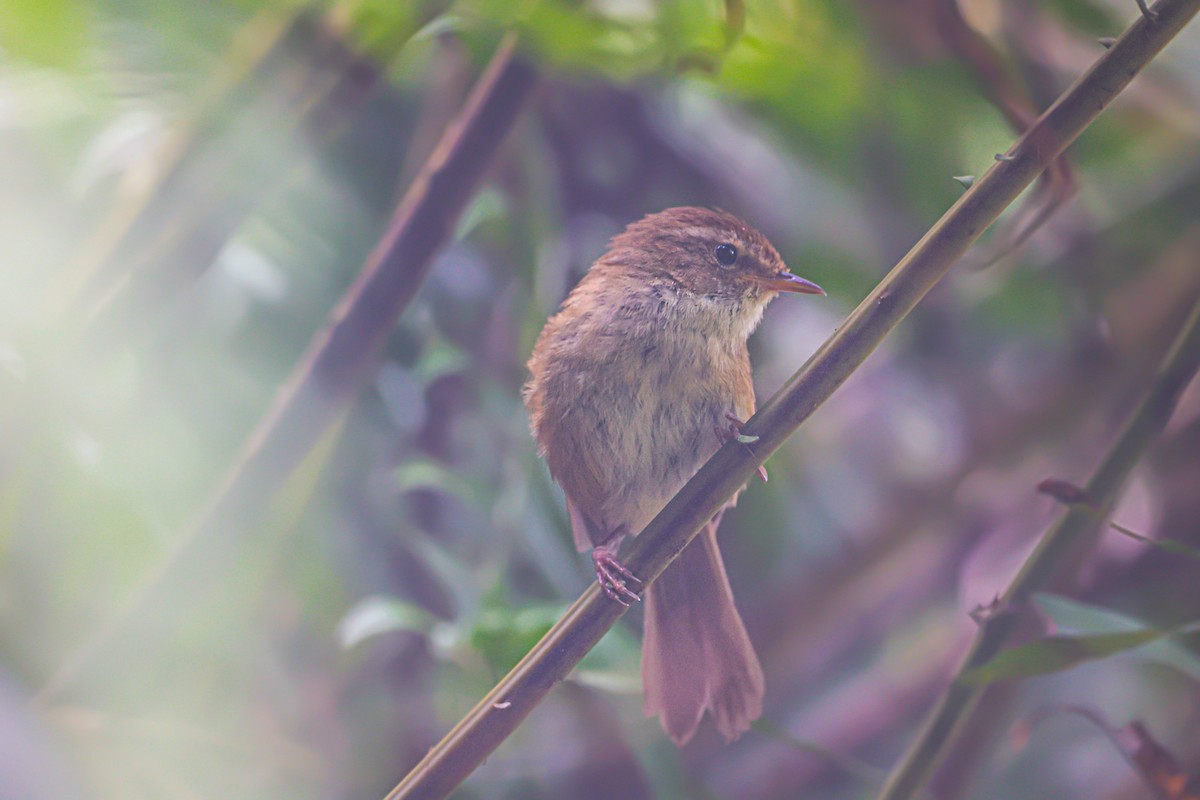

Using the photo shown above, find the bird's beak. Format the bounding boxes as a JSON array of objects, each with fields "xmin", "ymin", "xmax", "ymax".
[{"xmin": 754, "ymin": 272, "xmax": 825, "ymax": 295}]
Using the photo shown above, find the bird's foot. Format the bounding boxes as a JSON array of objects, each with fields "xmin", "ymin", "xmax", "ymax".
[
  {"xmin": 715, "ymin": 413, "xmax": 769, "ymax": 483},
  {"xmin": 592, "ymin": 545, "xmax": 641, "ymax": 606}
]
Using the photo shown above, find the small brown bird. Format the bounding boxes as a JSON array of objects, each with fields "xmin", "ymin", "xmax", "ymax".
[{"xmin": 524, "ymin": 207, "xmax": 823, "ymax": 745}]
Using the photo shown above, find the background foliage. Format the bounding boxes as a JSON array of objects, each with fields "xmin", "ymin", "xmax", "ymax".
[{"xmin": 1, "ymin": 1, "xmax": 1199, "ymax": 798}]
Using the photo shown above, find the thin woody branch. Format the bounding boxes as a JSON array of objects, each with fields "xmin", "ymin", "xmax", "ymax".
[
  {"xmin": 40, "ymin": 35, "xmax": 539, "ymax": 700},
  {"xmin": 385, "ymin": 2, "xmax": 1200, "ymax": 798}
]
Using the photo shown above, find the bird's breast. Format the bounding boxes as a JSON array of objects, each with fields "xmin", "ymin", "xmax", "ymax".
[{"xmin": 563, "ymin": 326, "xmax": 751, "ymax": 533}]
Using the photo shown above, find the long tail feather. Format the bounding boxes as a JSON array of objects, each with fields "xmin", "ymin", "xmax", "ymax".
[{"xmin": 641, "ymin": 521, "xmax": 764, "ymax": 745}]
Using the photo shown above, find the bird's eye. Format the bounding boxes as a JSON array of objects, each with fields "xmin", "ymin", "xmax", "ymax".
[{"xmin": 714, "ymin": 243, "xmax": 738, "ymax": 267}]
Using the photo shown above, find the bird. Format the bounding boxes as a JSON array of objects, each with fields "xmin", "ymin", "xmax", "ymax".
[{"xmin": 523, "ymin": 206, "xmax": 824, "ymax": 745}]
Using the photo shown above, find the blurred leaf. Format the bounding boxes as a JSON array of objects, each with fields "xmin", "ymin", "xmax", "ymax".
[
  {"xmin": 660, "ymin": 0, "xmax": 727, "ymax": 70},
  {"xmin": 411, "ymin": 14, "xmax": 467, "ymax": 42},
  {"xmin": 469, "ymin": 602, "xmax": 566, "ymax": 674},
  {"xmin": 1050, "ymin": 0, "xmax": 1122, "ymax": 36},
  {"xmin": 976, "ymin": 269, "xmax": 1067, "ymax": 340},
  {"xmin": 570, "ymin": 668, "xmax": 642, "ymax": 695},
  {"xmin": 454, "ymin": 187, "xmax": 508, "ymax": 242},
  {"xmin": 267, "ymin": 409, "xmax": 349, "ymax": 537},
  {"xmin": 415, "ymin": 339, "xmax": 469, "ymax": 383},
  {"xmin": 960, "ymin": 628, "xmax": 1168, "ymax": 686},
  {"xmin": 1110, "ymin": 520, "xmax": 1200, "ymax": 561},
  {"xmin": 963, "ymin": 598, "xmax": 1200, "ymax": 686},
  {"xmin": 1035, "ymin": 593, "xmax": 1200, "ymax": 682},
  {"xmin": 721, "ymin": 0, "xmax": 746, "ymax": 49},
  {"xmin": 338, "ymin": 595, "xmax": 436, "ymax": 649},
  {"xmin": 408, "ymin": 531, "xmax": 489, "ymax": 621},
  {"xmin": 345, "ymin": 0, "xmax": 432, "ymax": 61},
  {"xmin": 0, "ymin": 0, "xmax": 89, "ymax": 68},
  {"xmin": 1036, "ymin": 592, "xmax": 1140, "ymax": 633},
  {"xmin": 394, "ymin": 459, "xmax": 476, "ymax": 503},
  {"xmin": 468, "ymin": 0, "xmax": 657, "ymax": 78},
  {"xmin": 720, "ymin": 8, "xmax": 872, "ymax": 168}
]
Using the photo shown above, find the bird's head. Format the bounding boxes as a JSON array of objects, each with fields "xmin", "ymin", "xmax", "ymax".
[{"xmin": 601, "ymin": 207, "xmax": 824, "ymax": 311}]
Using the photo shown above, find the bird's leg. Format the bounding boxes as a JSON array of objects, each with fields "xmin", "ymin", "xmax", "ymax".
[
  {"xmin": 592, "ymin": 526, "xmax": 641, "ymax": 606},
  {"xmin": 715, "ymin": 412, "xmax": 769, "ymax": 482}
]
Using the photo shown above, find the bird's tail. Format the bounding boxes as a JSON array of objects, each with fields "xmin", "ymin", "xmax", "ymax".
[{"xmin": 641, "ymin": 521, "xmax": 764, "ymax": 745}]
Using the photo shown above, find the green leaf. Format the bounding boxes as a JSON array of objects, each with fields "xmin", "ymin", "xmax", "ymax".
[
  {"xmin": 415, "ymin": 339, "xmax": 469, "ymax": 383},
  {"xmin": 469, "ymin": 603, "xmax": 566, "ymax": 674},
  {"xmin": 337, "ymin": 596, "xmax": 435, "ymax": 649},
  {"xmin": 570, "ymin": 669, "xmax": 642, "ymax": 695},
  {"xmin": 345, "ymin": 0, "xmax": 432, "ymax": 61},
  {"xmin": 0, "ymin": 0, "xmax": 89, "ymax": 68},
  {"xmin": 960, "ymin": 628, "xmax": 1168, "ymax": 686},
  {"xmin": 961, "ymin": 599, "xmax": 1200, "ymax": 688},
  {"xmin": 394, "ymin": 460, "xmax": 476, "ymax": 503},
  {"xmin": 1110, "ymin": 521, "xmax": 1200, "ymax": 561},
  {"xmin": 1034, "ymin": 592, "xmax": 1141, "ymax": 634},
  {"xmin": 410, "ymin": 15, "xmax": 466, "ymax": 42},
  {"xmin": 1035, "ymin": 593, "xmax": 1200, "ymax": 682},
  {"xmin": 454, "ymin": 187, "xmax": 507, "ymax": 242},
  {"xmin": 407, "ymin": 532, "xmax": 488, "ymax": 623}
]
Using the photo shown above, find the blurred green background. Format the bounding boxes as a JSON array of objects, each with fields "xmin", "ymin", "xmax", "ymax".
[{"xmin": 1, "ymin": 0, "xmax": 1199, "ymax": 798}]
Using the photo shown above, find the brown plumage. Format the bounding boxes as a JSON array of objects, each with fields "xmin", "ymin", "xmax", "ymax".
[{"xmin": 523, "ymin": 207, "xmax": 823, "ymax": 745}]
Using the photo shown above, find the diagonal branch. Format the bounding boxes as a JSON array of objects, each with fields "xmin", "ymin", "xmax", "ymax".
[
  {"xmin": 875, "ymin": 287, "xmax": 1200, "ymax": 800},
  {"xmin": 39, "ymin": 34, "xmax": 539, "ymax": 700},
  {"xmin": 384, "ymin": 2, "xmax": 1200, "ymax": 797}
]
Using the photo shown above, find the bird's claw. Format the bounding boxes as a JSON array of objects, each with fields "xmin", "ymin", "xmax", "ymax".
[
  {"xmin": 592, "ymin": 546, "xmax": 641, "ymax": 606},
  {"xmin": 715, "ymin": 413, "xmax": 769, "ymax": 483}
]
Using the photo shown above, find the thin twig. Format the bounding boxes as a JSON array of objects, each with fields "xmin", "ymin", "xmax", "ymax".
[
  {"xmin": 39, "ymin": 35, "xmax": 539, "ymax": 700},
  {"xmin": 385, "ymin": 2, "xmax": 1200, "ymax": 798},
  {"xmin": 751, "ymin": 720, "xmax": 893, "ymax": 791}
]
